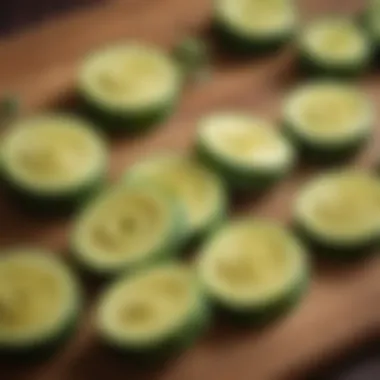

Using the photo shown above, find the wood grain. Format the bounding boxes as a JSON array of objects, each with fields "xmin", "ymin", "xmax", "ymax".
[{"xmin": 1, "ymin": 1, "xmax": 380, "ymax": 379}]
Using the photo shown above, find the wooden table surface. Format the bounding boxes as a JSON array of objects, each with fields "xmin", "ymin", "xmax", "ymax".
[{"xmin": 0, "ymin": 1, "xmax": 379, "ymax": 379}]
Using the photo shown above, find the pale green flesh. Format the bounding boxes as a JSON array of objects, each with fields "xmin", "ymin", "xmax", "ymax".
[
  {"xmin": 296, "ymin": 171, "xmax": 380, "ymax": 242},
  {"xmin": 217, "ymin": 0, "xmax": 296, "ymax": 37},
  {"xmin": 302, "ymin": 19, "xmax": 369, "ymax": 63},
  {"xmin": 126, "ymin": 155, "xmax": 224, "ymax": 233},
  {"xmin": 198, "ymin": 219, "xmax": 306, "ymax": 307},
  {"xmin": 285, "ymin": 83, "xmax": 372, "ymax": 142},
  {"xmin": 73, "ymin": 185, "xmax": 175, "ymax": 272},
  {"xmin": 0, "ymin": 114, "xmax": 105, "ymax": 192},
  {"xmin": 80, "ymin": 44, "xmax": 180, "ymax": 111},
  {"xmin": 0, "ymin": 251, "xmax": 77, "ymax": 345},
  {"xmin": 97, "ymin": 265, "xmax": 197, "ymax": 344},
  {"xmin": 199, "ymin": 113, "xmax": 293, "ymax": 168}
]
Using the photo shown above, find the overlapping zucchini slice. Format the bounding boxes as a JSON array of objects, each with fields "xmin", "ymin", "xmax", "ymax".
[
  {"xmin": 294, "ymin": 170, "xmax": 380, "ymax": 259},
  {"xmin": 283, "ymin": 81, "xmax": 373, "ymax": 162},
  {"xmin": 0, "ymin": 250, "xmax": 80, "ymax": 360},
  {"xmin": 197, "ymin": 219, "xmax": 308, "ymax": 324},
  {"xmin": 96, "ymin": 263, "xmax": 209, "ymax": 362},
  {"xmin": 78, "ymin": 44, "xmax": 182, "ymax": 132},
  {"xmin": 196, "ymin": 112, "xmax": 295, "ymax": 191},
  {"xmin": 213, "ymin": 0, "xmax": 298, "ymax": 54},
  {"xmin": 299, "ymin": 17, "xmax": 372, "ymax": 76},
  {"xmin": 0, "ymin": 114, "xmax": 107, "ymax": 215},
  {"xmin": 125, "ymin": 154, "xmax": 227, "ymax": 244},
  {"xmin": 71, "ymin": 183, "xmax": 184, "ymax": 277}
]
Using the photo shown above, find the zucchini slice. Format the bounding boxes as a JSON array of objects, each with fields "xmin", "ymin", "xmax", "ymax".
[
  {"xmin": 0, "ymin": 250, "xmax": 80, "ymax": 360},
  {"xmin": 125, "ymin": 154, "xmax": 227, "ymax": 244},
  {"xmin": 0, "ymin": 114, "xmax": 107, "ymax": 215},
  {"xmin": 299, "ymin": 17, "xmax": 372, "ymax": 76},
  {"xmin": 294, "ymin": 170, "xmax": 380, "ymax": 260},
  {"xmin": 196, "ymin": 112, "xmax": 295, "ymax": 191},
  {"xmin": 71, "ymin": 183, "xmax": 184, "ymax": 277},
  {"xmin": 78, "ymin": 44, "xmax": 182, "ymax": 133},
  {"xmin": 96, "ymin": 263, "xmax": 209, "ymax": 363},
  {"xmin": 283, "ymin": 81, "xmax": 373, "ymax": 162},
  {"xmin": 213, "ymin": 0, "xmax": 297, "ymax": 54},
  {"xmin": 197, "ymin": 219, "xmax": 308, "ymax": 324}
]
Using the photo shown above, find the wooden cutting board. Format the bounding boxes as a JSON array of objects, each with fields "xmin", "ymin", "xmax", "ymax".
[{"xmin": 1, "ymin": 0, "xmax": 380, "ymax": 379}]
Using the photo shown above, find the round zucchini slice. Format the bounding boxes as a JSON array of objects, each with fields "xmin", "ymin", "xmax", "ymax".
[
  {"xmin": 196, "ymin": 112, "xmax": 295, "ymax": 191},
  {"xmin": 283, "ymin": 81, "xmax": 373, "ymax": 163},
  {"xmin": 0, "ymin": 114, "xmax": 107, "ymax": 215},
  {"xmin": 0, "ymin": 250, "xmax": 80, "ymax": 360},
  {"xmin": 299, "ymin": 17, "xmax": 372, "ymax": 77},
  {"xmin": 197, "ymin": 219, "xmax": 308, "ymax": 325},
  {"xmin": 294, "ymin": 170, "xmax": 380, "ymax": 260},
  {"xmin": 78, "ymin": 44, "xmax": 182, "ymax": 133},
  {"xmin": 96, "ymin": 263, "xmax": 209, "ymax": 363},
  {"xmin": 125, "ymin": 154, "xmax": 227, "ymax": 244},
  {"xmin": 213, "ymin": 0, "xmax": 297, "ymax": 54},
  {"xmin": 71, "ymin": 183, "xmax": 185, "ymax": 277}
]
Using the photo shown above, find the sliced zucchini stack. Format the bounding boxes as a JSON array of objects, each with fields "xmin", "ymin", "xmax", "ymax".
[
  {"xmin": 299, "ymin": 17, "xmax": 372, "ymax": 76},
  {"xmin": 96, "ymin": 263, "xmax": 209, "ymax": 363},
  {"xmin": 283, "ymin": 81, "xmax": 373, "ymax": 162},
  {"xmin": 294, "ymin": 170, "xmax": 380, "ymax": 260},
  {"xmin": 125, "ymin": 154, "xmax": 227, "ymax": 244},
  {"xmin": 197, "ymin": 219, "xmax": 308, "ymax": 325},
  {"xmin": 0, "ymin": 250, "xmax": 80, "ymax": 360},
  {"xmin": 0, "ymin": 114, "xmax": 107, "ymax": 215},
  {"xmin": 71, "ymin": 183, "xmax": 184, "ymax": 277},
  {"xmin": 196, "ymin": 112, "xmax": 295, "ymax": 191},
  {"xmin": 213, "ymin": 0, "xmax": 297, "ymax": 54},
  {"xmin": 78, "ymin": 44, "xmax": 182, "ymax": 132}
]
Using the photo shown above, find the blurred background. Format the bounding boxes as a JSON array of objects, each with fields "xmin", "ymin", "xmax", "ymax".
[
  {"xmin": 0, "ymin": 1, "xmax": 379, "ymax": 380},
  {"xmin": 0, "ymin": 0, "xmax": 97, "ymax": 35}
]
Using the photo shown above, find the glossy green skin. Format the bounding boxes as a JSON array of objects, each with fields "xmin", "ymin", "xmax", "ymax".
[
  {"xmin": 283, "ymin": 120, "xmax": 370, "ymax": 165},
  {"xmin": 293, "ymin": 220, "xmax": 379, "ymax": 262},
  {"xmin": 71, "ymin": 187, "xmax": 187, "ymax": 279},
  {"xmin": 0, "ymin": 169, "xmax": 107, "ymax": 217},
  {"xmin": 372, "ymin": 37, "xmax": 380, "ymax": 59},
  {"xmin": 298, "ymin": 48, "xmax": 372, "ymax": 78},
  {"xmin": 0, "ymin": 314, "xmax": 79, "ymax": 363},
  {"xmin": 361, "ymin": 10, "xmax": 380, "ymax": 60},
  {"xmin": 196, "ymin": 138, "xmax": 293, "ymax": 192},
  {"xmin": 213, "ymin": 17, "xmax": 295, "ymax": 56},
  {"xmin": 100, "ymin": 297, "xmax": 210, "ymax": 366},
  {"xmin": 204, "ymin": 268, "xmax": 309, "ymax": 326},
  {"xmin": 78, "ymin": 87, "xmax": 179, "ymax": 135}
]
